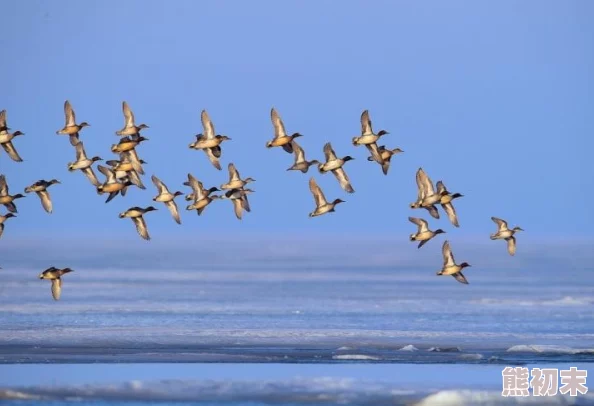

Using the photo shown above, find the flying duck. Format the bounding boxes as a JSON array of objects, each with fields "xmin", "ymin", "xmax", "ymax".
[
  {"xmin": 308, "ymin": 177, "xmax": 345, "ymax": 217},
  {"xmin": 151, "ymin": 175, "xmax": 183, "ymax": 224},
  {"xmin": 0, "ymin": 212, "xmax": 16, "ymax": 239},
  {"xmin": 352, "ymin": 110, "xmax": 389, "ymax": 164},
  {"xmin": 221, "ymin": 163, "xmax": 255, "ymax": 190},
  {"xmin": 0, "ymin": 110, "xmax": 24, "ymax": 162},
  {"xmin": 436, "ymin": 181, "xmax": 463, "ymax": 227},
  {"xmin": 287, "ymin": 140, "xmax": 320, "ymax": 173},
  {"xmin": 367, "ymin": 145, "xmax": 403, "ymax": 175},
  {"xmin": 185, "ymin": 173, "xmax": 221, "ymax": 215},
  {"xmin": 184, "ymin": 176, "xmax": 219, "ymax": 202},
  {"xmin": 105, "ymin": 155, "xmax": 145, "ymax": 189},
  {"xmin": 409, "ymin": 217, "xmax": 446, "ymax": 249},
  {"xmin": 67, "ymin": 141, "xmax": 103, "ymax": 187},
  {"xmin": 56, "ymin": 100, "xmax": 89, "ymax": 146},
  {"xmin": 437, "ymin": 240, "xmax": 471, "ymax": 285},
  {"xmin": 39, "ymin": 267, "xmax": 74, "ymax": 301},
  {"xmin": 411, "ymin": 168, "xmax": 445, "ymax": 219},
  {"xmin": 97, "ymin": 165, "xmax": 132, "ymax": 203},
  {"xmin": 318, "ymin": 142, "xmax": 355, "ymax": 193},
  {"xmin": 189, "ymin": 110, "xmax": 231, "ymax": 170},
  {"xmin": 111, "ymin": 136, "xmax": 149, "ymax": 154},
  {"xmin": 221, "ymin": 188, "xmax": 253, "ymax": 220},
  {"xmin": 266, "ymin": 108, "xmax": 303, "ymax": 153},
  {"xmin": 0, "ymin": 175, "xmax": 25, "ymax": 213},
  {"xmin": 24, "ymin": 179, "xmax": 60, "ymax": 213},
  {"xmin": 490, "ymin": 217, "xmax": 524, "ymax": 256},
  {"xmin": 119, "ymin": 206, "xmax": 157, "ymax": 241},
  {"xmin": 116, "ymin": 101, "xmax": 149, "ymax": 137}
]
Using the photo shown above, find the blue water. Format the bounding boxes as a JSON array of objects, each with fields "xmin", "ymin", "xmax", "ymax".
[{"xmin": 1, "ymin": 265, "xmax": 593, "ymax": 404}]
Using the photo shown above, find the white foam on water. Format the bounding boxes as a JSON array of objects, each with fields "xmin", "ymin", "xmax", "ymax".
[{"xmin": 506, "ymin": 345, "xmax": 594, "ymax": 354}]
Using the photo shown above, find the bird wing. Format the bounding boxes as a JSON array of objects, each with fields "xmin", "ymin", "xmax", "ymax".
[
  {"xmin": 443, "ymin": 202, "xmax": 459, "ymax": 227},
  {"xmin": 125, "ymin": 149, "xmax": 145, "ymax": 175},
  {"xmin": 132, "ymin": 216, "xmax": 150, "ymax": 240},
  {"xmin": 82, "ymin": 167, "xmax": 100, "ymax": 187},
  {"xmin": 491, "ymin": 216, "xmax": 509, "ymax": 232},
  {"xmin": 241, "ymin": 193, "xmax": 251, "ymax": 212},
  {"xmin": 51, "ymin": 278, "xmax": 62, "ymax": 300},
  {"xmin": 271, "ymin": 108, "xmax": 287, "ymax": 139},
  {"xmin": 165, "ymin": 200, "xmax": 181, "ymax": 224},
  {"xmin": 417, "ymin": 168, "xmax": 436, "ymax": 196},
  {"xmin": 309, "ymin": 177, "xmax": 327, "ymax": 207},
  {"xmin": 187, "ymin": 174, "xmax": 205, "ymax": 200},
  {"xmin": 37, "ymin": 191, "xmax": 53, "ymax": 213},
  {"xmin": 98, "ymin": 165, "xmax": 116, "ymax": 183},
  {"xmin": 0, "ymin": 110, "xmax": 6, "ymax": 130},
  {"xmin": 506, "ymin": 236, "xmax": 516, "ymax": 256},
  {"xmin": 442, "ymin": 240, "xmax": 456, "ymax": 268},
  {"xmin": 151, "ymin": 175, "xmax": 169, "ymax": 195},
  {"xmin": 64, "ymin": 100, "xmax": 76, "ymax": 126},
  {"xmin": 436, "ymin": 180, "xmax": 448, "ymax": 195},
  {"xmin": 452, "ymin": 272, "xmax": 469, "ymax": 285},
  {"xmin": 201, "ymin": 110, "xmax": 215, "ymax": 139},
  {"xmin": 360, "ymin": 109, "xmax": 373, "ymax": 134},
  {"xmin": 408, "ymin": 217, "xmax": 429, "ymax": 233},
  {"xmin": 0, "ymin": 223, "xmax": 4, "ymax": 239},
  {"xmin": 4, "ymin": 202, "xmax": 17, "ymax": 213},
  {"xmin": 292, "ymin": 140, "xmax": 306, "ymax": 163},
  {"xmin": 75, "ymin": 141, "xmax": 87, "ymax": 161},
  {"xmin": 0, "ymin": 175, "xmax": 7, "ymax": 196},
  {"xmin": 128, "ymin": 170, "xmax": 145, "ymax": 189},
  {"xmin": 232, "ymin": 198, "xmax": 243, "ymax": 220},
  {"xmin": 1, "ymin": 141, "xmax": 23, "ymax": 162},
  {"xmin": 122, "ymin": 101, "xmax": 135, "ymax": 128},
  {"xmin": 365, "ymin": 143, "xmax": 384, "ymax": 164},
  {"xmin": 204, "ymin": 148, "xmax": 222, "ymax": 170},
  {"xmin": 333, "ymin": 167, "xmax": 354, "ymax": 193},
  {"xmin": 228, "ymin": 163, "xmax": 241, "ymax": 182},
  {"xmin": 425, "ymin": 205, "xmax": 440, "ymax": 219},
  {"xmin": 323, "ymin": 142, "xmax": 337, "ymax": 162}
]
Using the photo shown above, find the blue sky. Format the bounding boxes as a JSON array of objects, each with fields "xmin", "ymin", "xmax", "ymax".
[{"xmin": 1, "ymin": 0, "xmax": 593, "ymax": 248}]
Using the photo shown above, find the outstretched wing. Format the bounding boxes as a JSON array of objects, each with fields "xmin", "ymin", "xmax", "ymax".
[
  {"xmin": 452, "ymin": 272, "xmax": 469, "ymax": 285},
  {"xmin": 408, "ymin": 217, "xmax": 429, "ymax": 233},
  {"xmin": 506, "ymin": 236, "xmax": 516, "ymax": 256},
  {"xmin": 64, "ymin": 100, "xmax": 76, "ymax": 126},
  {"xmin": 491, "ymin": 216, "xmax": 508, "ymax": 232},
  {"xmin": 309, "ymin": 177, "xmax": 327, "ymax": 207},
  {"xmin": 417, "ymin": 168, "xmax": 436, "ymax": 196},
  {"xmin": 1, "ymin": 141, "xmax": 23, "ymax": 162},
  {"xmin": 82, "ymin": 167, "xmax": 100, "ymax": 187},
  {"xmin": 75, "ymin": 142, "xmax": 87, "ymax": 161},
  {"xmin": 151, "ymin": 175, "xmax": 170, "ymax": 195},
  {"xmin": 442, "ymin": 240, "xmax": 456, "ymax": 268},
  {"xmin": 51, "ymin": 278, "xmax": 62, "ymax": 300},
  {"xmin": 37, "ymin": 191, "xmax": 53, "ymax": 213},
  {"xmin": 443, "ymin": 202, "xmax": 459, "ymax": 227},
  {"xmin": 271, "ymin": 108, "xmax": 287, "ymax": 139},
  {"xmin": 165, "ymin": 200, "xmax": 181, "ymax": 225},
  {"xmin": 360, "ymin": 110, "xmax": 373, "ymax": 134},
  {"xmin": 0, "ymin": 110, "xmax": 7, "ymax": 131},
  {"xmin": 201, "ymin": 110, "xmax": 215, "ymax": 139},
  {"xmin": 333, "ymin": 167, "xmax": 354, "ymax": 193},
  {"xmin": 323, "ymin": 142, "xmax": 337, "ymax": 162},
  {"xmin": 365, "ymin": 142, "xmax": 384, "ymax": 164},
  {"xmin": 204, "ymin": 148, "xmax": 222, "ymax": 170},
  {"xmin": 0, "ymin": 175, "xmax": 7, "ymax": 196},
  {"xmin": 292, "ymin": 140, "xmax": 306, "ymax": 163},
  {"xmin": 123, "ymin": 101, "xmax": 135, "ymax": 128},
  {"xmin": 132, "ymin": 216, "xmax": 150, "ymax": 240},
  {"xmin": 228, "ymin": 163, "xmax": 241, "ymax": 182}
]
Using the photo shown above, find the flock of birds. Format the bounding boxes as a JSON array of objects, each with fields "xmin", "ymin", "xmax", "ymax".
[{"xmin": 0, "ymin": 102, "xmax": 524, "ymax": 300}]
